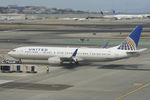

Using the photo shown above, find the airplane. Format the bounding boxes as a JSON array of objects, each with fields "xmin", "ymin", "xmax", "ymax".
[
  {"xmin": 60, "ymin": 17, "xmax": 88, "ymax": 21},
  {"xmin": 8, "ymin": 25, "xmax": 147, "ymax": 65},
  {"xmin": 101, "ymin": 10, "xmax": 150, "ymax": 20},
  {"xmin": 112, "ymin": 10, "xmax": 144, "ymax": 20},
  {"xmin": 72, "ymin": 18, "xmax": 88, "ymax": 21}
]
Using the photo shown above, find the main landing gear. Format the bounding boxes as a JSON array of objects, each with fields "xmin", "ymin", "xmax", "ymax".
[{"xmin": 18, "ymin": 59, "xmax": 22, "ymax": 64}]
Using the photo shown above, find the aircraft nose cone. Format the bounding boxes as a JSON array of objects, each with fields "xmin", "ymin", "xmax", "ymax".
[{"xmin": 8, "ymin": 51, "xmax": 12, "ymax": 55}]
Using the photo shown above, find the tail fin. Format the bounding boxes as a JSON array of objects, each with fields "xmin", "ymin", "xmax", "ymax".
[
  {"xmin": 113, "ymin": 10, "xmax": 117, "ymax": 15},
  {"xmin": 117, "ymin": 25, "xmax": 143, "ymax": 50},
  {"xmin": 100, "ymin": 11, "xmax": 104, "ymax": 16}
]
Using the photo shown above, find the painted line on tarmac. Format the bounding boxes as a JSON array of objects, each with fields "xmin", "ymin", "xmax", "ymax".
[
  {"xmin": 69, "ymin": 89, "xmax": 113, "ymax": 93},
  {"xmin": 0, "ymin": 80, "xmax": 14, "ymax": 84},
  {"xmin": 62, "ymin": 89, "xmax": 114, "ymax": 94},
  {"xmin": 115, "ymin": 82, "xmax": 150, "ymax": 100}
]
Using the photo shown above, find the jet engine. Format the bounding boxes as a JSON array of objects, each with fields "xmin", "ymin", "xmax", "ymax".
[{"xmin": 48, "ymin": 57, "xmax": 61, "ymax": 64}]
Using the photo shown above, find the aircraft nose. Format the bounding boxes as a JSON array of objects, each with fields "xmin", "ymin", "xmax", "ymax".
[{"xmin": 8, "ymin": 51, "xmax": 12, "ymax": 55}]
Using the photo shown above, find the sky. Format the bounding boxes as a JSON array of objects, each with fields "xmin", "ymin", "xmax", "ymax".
[{"xmin": 0, "ymin": 0, "xmax": 150, "ymax": 13}]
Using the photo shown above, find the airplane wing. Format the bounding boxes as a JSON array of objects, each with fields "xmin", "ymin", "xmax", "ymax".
[
  {"xmin": 60, "ymin": 48, "xmax": 79, "ymax": 64},
  {"xmin": 48, "ymin": 48, "xmax": 81, "ymax": 64}
]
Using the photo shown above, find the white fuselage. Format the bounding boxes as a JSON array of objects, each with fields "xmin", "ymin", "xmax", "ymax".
[
  {"xmin": 8, "ymin": 46, "xmax": 128, "ymax": 62},
  {"xmin": 103, "ymin": 14, "xmax": 144, "ymax": 20}
]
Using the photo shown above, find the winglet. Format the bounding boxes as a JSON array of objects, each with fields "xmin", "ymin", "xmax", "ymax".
[
  {"xmin": 103, "ymin": 41, "xmax": 109, "ymax": 48},
  {"xmin": 118, "ymin": 25, "xmax": 143, "ymax": 50},
  {"xmin": 72, "ymin": 49, "xmax": 78, "ymax": 57}
]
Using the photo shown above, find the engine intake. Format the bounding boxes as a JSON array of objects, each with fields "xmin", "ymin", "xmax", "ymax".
[{"xmin": 48, "ymin": 57, "xmax": 61, "ymax": 64}]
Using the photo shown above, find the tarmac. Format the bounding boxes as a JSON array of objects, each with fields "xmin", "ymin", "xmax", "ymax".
[{"xmin": 0, "ymin": 19, "xmax": 150, "ymax": 100}]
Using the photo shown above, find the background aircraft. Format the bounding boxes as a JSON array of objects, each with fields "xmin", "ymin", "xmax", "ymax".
[{"xmin": 101, "ymin": 10, "xmax": 150, "ymax": 20}]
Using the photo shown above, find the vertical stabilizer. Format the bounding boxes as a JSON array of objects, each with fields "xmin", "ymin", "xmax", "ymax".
[
  {"xmin": 113, "ymin": 10, "xmax": 117, "ymax": 15},
  {"xmin": 118, "ymin": 25, "xmax": 143, "ymax": 50},
  {"xmin": 100, "ymin": 11, "xmax": 104, "ymax": 16}
]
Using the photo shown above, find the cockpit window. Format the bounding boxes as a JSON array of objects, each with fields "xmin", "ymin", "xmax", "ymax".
[{"xmin": 12, "ymin": 50, "xmax": 16, "ymax": 52}]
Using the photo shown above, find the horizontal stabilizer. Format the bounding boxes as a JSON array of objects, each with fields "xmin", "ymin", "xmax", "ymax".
[
  {"xmin": 126, "ymin": 48, "xmax": 147, "ymax": 56},
  {"xmin": 134, "ymin": 48, "xmax": 147, "ymax": 53}
]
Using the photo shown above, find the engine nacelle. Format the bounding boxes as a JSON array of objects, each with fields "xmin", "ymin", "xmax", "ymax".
[{"xmin": 48, "ymin": 57, "xmax": 61, "ymax": 64}]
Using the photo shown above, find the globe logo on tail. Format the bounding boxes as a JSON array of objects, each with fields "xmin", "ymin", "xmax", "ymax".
[{"xmin": 118, "ymin": 37, "xmax": 136, "ymax": 50}]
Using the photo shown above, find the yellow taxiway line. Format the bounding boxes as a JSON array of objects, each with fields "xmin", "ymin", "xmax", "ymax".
[{"xmin": 115, "ymin": 83, "xmax": 150, "ymax": 100}]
